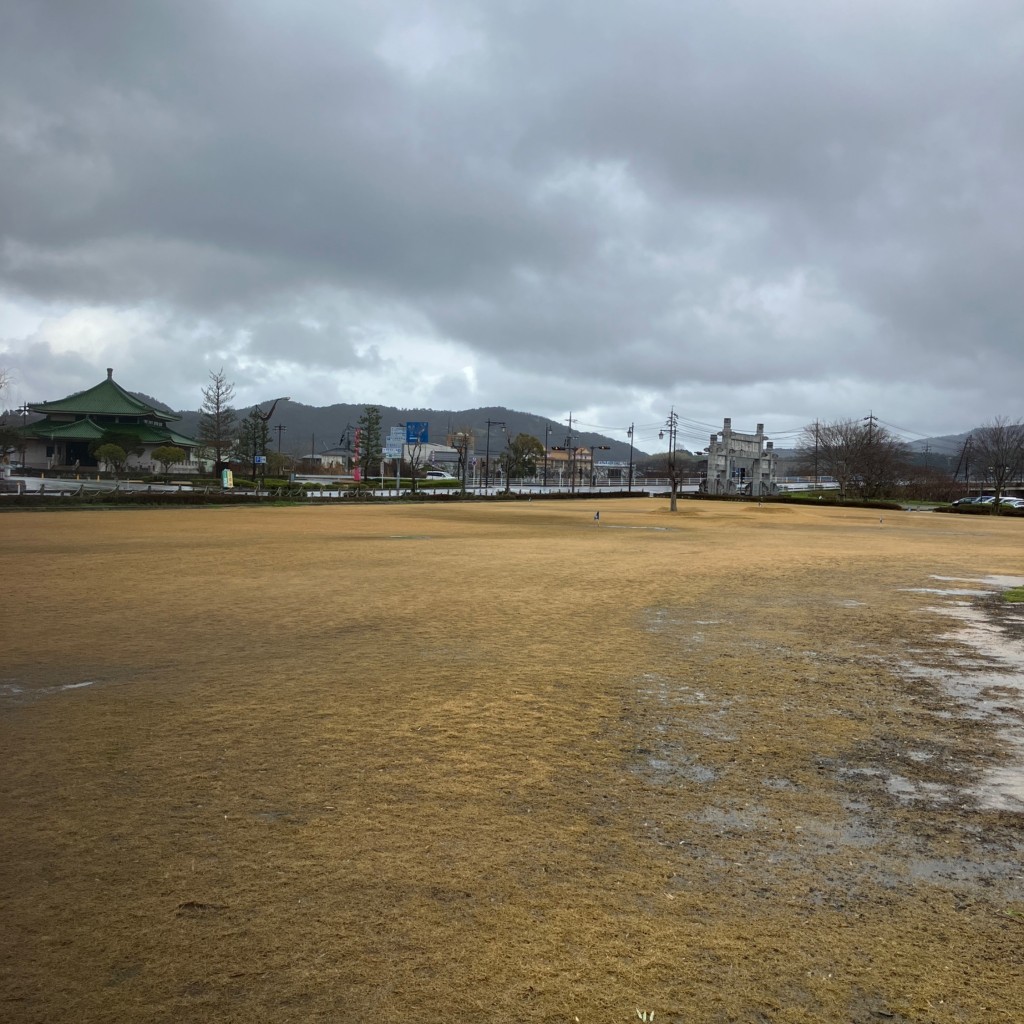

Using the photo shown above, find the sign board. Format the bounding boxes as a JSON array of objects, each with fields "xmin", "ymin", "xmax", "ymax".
[
  {"xmin": 405, "ymin": 421, "xmax": 429, "ymax": 444},
  {"xmin": 254, "ymin": 455, "xmax": 267, "ymax": 464},
  {"xmin": 221, "ymin": 468, "xmax": 234, "ymax": 489},
  {"xmin": 382, "ymin": 447, "xmax": 401, "ymax": 459}
]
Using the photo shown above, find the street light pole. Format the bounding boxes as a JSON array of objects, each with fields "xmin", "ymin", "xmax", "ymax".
[
  {"xmin": 563, "ymin": 413, "xmax": 577, "ymax": 494},
  {"xmin": 550, "ymin": 446, "xmax": 573, "ymax": 492},
  {"xmin": 590, "ymin": 445, "xmax": 610, "ymax": 490},
  {"xmin": 485, "ymin": 419, "xmax": 505, "ymax": 491},
  {"xmin": 18, "ymin": 403, "xmax": 30, "ymax": 468},
  {"xmin": 544, "ymin": 424, "xmax": 551, "ymax": 487}
]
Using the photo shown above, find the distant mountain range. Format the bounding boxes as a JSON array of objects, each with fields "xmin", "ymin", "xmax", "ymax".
[
  {"xmin": 22, "ymin": 390, "xmax": 979, "ymax": 467},
  {"xmin": 163, "ymin": 400, "xmax": 647, "ymax": 461},
  {"xmin": 768, "ymin": 431, "xmax": 973, "ymax": 473}
]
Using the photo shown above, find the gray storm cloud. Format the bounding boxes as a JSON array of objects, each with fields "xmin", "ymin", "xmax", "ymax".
[{"xmin": 1, "ymin": 0, "xmax": 1022, "ymax": 438}]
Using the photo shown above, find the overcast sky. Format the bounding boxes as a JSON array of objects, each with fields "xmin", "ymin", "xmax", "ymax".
[{"xmin": 2, "ymin": 1, "xmax": 1022, "ymax": 453}]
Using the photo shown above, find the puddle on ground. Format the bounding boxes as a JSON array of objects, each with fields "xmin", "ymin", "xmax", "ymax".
[
  {"xmin": 907, "ymin": 577, "xmax": 1024, "ymax": 811},
  {"xmin": 902, "ymin": 587, "xmax": 994, "ymax": 597},
  {"xmin": 605, "ymin": 525, "xmax": 671, "ymax": 532},
  {"xmin": 0, "ymin": 679, "xmax": 97, "ymax": 705},
  {"xmin": 630, "ymin": 580, "xmax": 1024, "ymax": 903},
  {"xmin": 646, "ymin": 758, "xmax": 718, "ymax": 785}
]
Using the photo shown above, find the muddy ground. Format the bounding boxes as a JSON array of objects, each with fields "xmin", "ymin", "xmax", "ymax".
[{"xmin": 1, "ymin": 499, "xmax": 1022, "ymax": 1023}]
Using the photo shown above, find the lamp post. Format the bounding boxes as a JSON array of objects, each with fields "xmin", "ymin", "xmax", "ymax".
[
  {"xmin": 484, "ymin": 419, "xmax": 505, "ymax": 492},
  {"xmin": 543, "ymin": 424, "xmax": 551, "ymax": 487},
  {"xmin": 551, "ymin": 446, "xmax": 566, "ymax": 491},
  {"xmin": 18, "ymin": 403, "xmax": 30, "ymax": 468},
  {"xmin": 590, "ymin": 445, "xmax": 610, "ymax": 490},
  {"xmin": 562, "ymin": 413, "xmax": 577, "ymax": 494}
]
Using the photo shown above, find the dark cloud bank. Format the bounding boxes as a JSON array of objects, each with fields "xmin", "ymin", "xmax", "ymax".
[{"xmin": 2, "ymin": 1, "xmax": 1022, "ymax": 448}]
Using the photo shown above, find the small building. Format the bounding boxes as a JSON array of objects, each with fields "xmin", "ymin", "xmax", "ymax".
[
  {"xmin": 18, "ymin": 368, "xmax": 199, "ymax": 473},
  {"xmin": 704, "ymin": 418, "xmax": 778, "ymax": 496},
  {"xmin": 314, "ymin": 445, "xmax": 356, "ymax": 472},
  {"xmin": 539, "ymin": 446, "xmax": 601, "ymax": 488}
]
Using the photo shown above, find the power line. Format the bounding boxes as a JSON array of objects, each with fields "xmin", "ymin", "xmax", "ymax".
[{"xmin": 875, "ymin": 418, "xmax": 963, "ymax": 451}]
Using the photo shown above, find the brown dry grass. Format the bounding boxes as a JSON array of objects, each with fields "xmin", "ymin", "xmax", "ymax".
[{"xmin": 2, "ymin": 498, "xmax": 1023, "ymax": 1023}]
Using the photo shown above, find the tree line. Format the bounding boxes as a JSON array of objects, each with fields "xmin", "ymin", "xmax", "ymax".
[{"xmin": 797, "ymin": 416, "xmax": 1024, "ymax": 504}]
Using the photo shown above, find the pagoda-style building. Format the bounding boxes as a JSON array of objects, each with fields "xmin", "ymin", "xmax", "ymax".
[{"xmin": 19, "ymin": 368, "xmax": 198, "ymax": 473}]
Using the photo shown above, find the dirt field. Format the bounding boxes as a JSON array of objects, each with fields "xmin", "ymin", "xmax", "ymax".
[{"xmin": 2, "ymin": 498, "xmax": 1023, "ymax": 1023}]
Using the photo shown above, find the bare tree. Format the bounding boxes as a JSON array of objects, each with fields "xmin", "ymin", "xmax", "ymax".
[
  {"xmin": 797, "ymin": 418, "xmax": 909, "ymax": 500},
  {"xmin": 404, "ymin": 437, "xmax": 428, "ymax": 493},
  {"xmin": 798, "ymin": 419, "xmax": 859, "ymax": 499},
  {"xmin": 235, "ymin": 408, "xmax": 272, "ymax": 482},
  {"xmin": 971, "ymin": 417, "xmax": 1024, "ymax": 509},
  {"xmin": 447, "ymin": 426, "xmax": 475, "ymax": 490},
  {"xmin": 198, "ymin": 368, "xmax": 237, "ymax": 471},
  {"xmin": 859, "ymin": 428, "xmax": 909, "ymax": 499}
]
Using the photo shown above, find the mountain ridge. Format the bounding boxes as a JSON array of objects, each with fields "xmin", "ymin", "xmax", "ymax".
[{"xmin": 169, "ymin": 401, "xmax": 648, "ymax": 461}]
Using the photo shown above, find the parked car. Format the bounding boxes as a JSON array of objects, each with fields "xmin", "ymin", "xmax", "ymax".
[
  {"xmin": 424, "ymin": 470, "xmax": 455, "ymax": 480},
  {"xmin": 998, "ymin": 497, "xmax": 1024, "ymax": 509},
  {"xmin": 950, "ymin": 496, "xmax": 979, "ymax": 506}
]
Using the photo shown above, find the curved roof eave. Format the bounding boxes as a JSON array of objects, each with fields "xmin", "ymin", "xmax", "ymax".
[{"xmin": 29, "ymin": 374, "xmax": 179, "ymax": 422}]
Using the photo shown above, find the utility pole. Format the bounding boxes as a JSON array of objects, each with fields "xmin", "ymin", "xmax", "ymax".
[
  {"xmin": 660, "ymin": 408, "xmax": 679, "ymax": 511},
  {"xmin": 814, "ymin": 419, "xmax": 819, "ymax": 490},
  {"xmin": 565, "ymin": 413, "xmax": 576, "ymax": 494},
  {"xmin": 275, "ymin": 423, "xmax": 286, "ymax": 453},
  {"xmin": 543, "ymin": 424, "xmax": 551, "ymax": 487},
  {"xmin": 864, "ymin": 410, "xmax": 877, "ymax": 443},
  {"xmin": 627, "ymin": 423, "xmax": 635, "ymax": 493},
  {"xmin": 551, "ymin": 414, "xmax": 579, "ymax": 493},
  {"xmin": 954, "ymin": 436, "xmax": 973, "ymax": 495}
]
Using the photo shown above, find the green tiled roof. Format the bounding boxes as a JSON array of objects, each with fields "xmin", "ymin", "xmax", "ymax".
[
  {"xmin": 30, "ymin": 372, "xmax": 178, "ymax": 422},
  {"xmin": 22, "ymin": 418, "xmax": 107, "ymax": 441},
  {"xmin": 21, "ymin": 370, "xmax": 198, "ymax": 448},
  {"xmin": 162, "ymin": 429, "xmax": 197, "ymax": 447},
  {"xmin": 22, "ymin": 417, "xmax": 196, "ymax": 447}
]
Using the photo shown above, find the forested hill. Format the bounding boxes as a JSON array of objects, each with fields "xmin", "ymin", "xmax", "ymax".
[{"xmin": 169, "ymin": 401, "xmax": 646, "ymax": 460}]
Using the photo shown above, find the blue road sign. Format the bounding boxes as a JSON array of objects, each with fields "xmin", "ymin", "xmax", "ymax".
[{"xmin": 406, "ymin": 421, "xmax": 429, "ymax": 444}]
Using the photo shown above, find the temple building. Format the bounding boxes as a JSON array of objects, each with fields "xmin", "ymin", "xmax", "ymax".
[
  {"xmin": 703, "ymin": 418, "xmax": 778, "ymax": 496},
  {"xmin": 18, "ymin": 368, "xmax": 198, "ymax": 473}
]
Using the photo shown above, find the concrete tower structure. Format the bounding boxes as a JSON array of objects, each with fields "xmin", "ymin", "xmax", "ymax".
[{"xmin": 704, "ymin": 418, "xmax": 778, "ymax": 496}]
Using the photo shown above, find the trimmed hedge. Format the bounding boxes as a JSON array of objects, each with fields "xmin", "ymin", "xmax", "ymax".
[{"xmin": 934, "ymin": 503, "xmax": 1024, "ymax": 516}]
